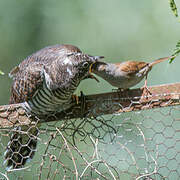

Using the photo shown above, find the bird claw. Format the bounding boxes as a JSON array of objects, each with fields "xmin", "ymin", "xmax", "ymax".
[
  {"xmin": 141, "ymin": 85, "xmax": 152, "ymax": 97},
  {"xmin": 72, "ymin": 94, "xmax": 79, "ymax": 104}
]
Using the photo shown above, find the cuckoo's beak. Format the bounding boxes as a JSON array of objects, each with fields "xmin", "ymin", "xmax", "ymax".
[
  {"xmin": 88, "ymin": 55, "xmax": 104, "ymax": 63},
  {"xmin": 93, "ymin": 56, "xmax": 105, "ymax": 61}
]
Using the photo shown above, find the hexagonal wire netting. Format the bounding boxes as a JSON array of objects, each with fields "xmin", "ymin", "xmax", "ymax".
[{"xmin": 0, "ymin": 91, "xmax": 179, "ymax": 180}]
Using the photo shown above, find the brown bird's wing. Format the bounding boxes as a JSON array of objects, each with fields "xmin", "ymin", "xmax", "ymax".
[{"xmin": 116, "ymin": 61, "xmax": 148, "ymax": 78}]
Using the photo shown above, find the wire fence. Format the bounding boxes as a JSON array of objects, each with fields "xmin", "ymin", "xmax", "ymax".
[{"xmin": 0, "ymin": 83, "xmax": 180, "ymax": 180}]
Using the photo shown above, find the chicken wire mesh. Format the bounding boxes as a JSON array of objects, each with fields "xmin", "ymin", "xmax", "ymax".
[{"xmin": 0, "ymin": 91, "xmax": 180, "ymax": 180}]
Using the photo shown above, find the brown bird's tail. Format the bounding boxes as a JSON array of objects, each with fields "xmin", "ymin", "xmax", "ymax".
[{"xmin": 149, "ymin": 56, "xmax": 175, "ymax": 67}]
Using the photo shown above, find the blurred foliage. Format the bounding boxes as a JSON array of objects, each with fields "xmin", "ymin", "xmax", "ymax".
[
  {"xmin": 170, "ymin": 40, "xmax": 180, "ymax": 63},
  {"xmin": 169, "ymin": 0, "xmax": 180, "ymax": 63},
  {"xmin": 0, "ymin": 70, "xmax": 4, "ymax": 75},
  {"xmin": 169, "ymin": 0, "xmax": 178, "ymax": 17}
]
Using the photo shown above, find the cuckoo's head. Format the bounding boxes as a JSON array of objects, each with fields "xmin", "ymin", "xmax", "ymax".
[{"xmin": 60, "ymin": 44, "xmax": 104, "ymax": 80}]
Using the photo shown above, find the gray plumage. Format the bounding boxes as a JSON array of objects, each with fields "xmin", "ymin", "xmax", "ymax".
[{"xmin": 4, "ymin": 44, "xmax": 103, "ymax": 170}]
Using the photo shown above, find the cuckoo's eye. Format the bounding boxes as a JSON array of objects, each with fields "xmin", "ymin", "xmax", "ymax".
[{"xmin": 82, "ymin": 62, "xmax": 89, "ymax": 68}]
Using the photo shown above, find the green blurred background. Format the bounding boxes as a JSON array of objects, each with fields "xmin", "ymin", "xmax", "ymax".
[
  {"xmin": 0, "ymin": 0, "xmax": 179, "ymax": 104},
  {"xmin": 0, "ymin": 1, "xmax": 180, "ymax": 179}
]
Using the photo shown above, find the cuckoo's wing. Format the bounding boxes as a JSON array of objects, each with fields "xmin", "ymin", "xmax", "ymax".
[
  {"xmin": 9, "ymin": 44, "xmax": 82, "ymax": 104},
  {"xmin": 9, "ymin": 63, "xmax": 44, "ymax": 104}
]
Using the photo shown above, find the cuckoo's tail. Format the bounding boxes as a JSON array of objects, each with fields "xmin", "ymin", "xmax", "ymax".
[{"xmin": 4, "ymin": 125, "xmax": 39, "ymax": 170}]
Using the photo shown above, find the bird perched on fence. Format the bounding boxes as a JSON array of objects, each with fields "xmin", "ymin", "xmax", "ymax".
[
  {"xmin": 91, "ymin": 56, "xmax": 173, "ymax": 94},
  {"xmin": 4, "ymin": 44, "xmax": 103, "ymax": 170}
]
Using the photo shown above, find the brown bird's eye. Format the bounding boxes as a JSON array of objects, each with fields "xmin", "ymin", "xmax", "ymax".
[{"xmin": 82, "ymin": 62, "xmax": 89, "ymax": 68}]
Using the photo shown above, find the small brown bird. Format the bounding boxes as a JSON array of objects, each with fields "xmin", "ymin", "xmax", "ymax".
[
  {"xmin": 92, "ymin": 56, "xmax": 173, "ymax": 93},
  {"xmin": 4, "ymin": 44, "xmax": 103, "ymax": 170}
]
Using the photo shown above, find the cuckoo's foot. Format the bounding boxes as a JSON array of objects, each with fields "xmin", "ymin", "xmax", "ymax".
[{"xmin": 72, "ymin": 94, "xmax": 79, "ymax": 104}]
